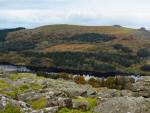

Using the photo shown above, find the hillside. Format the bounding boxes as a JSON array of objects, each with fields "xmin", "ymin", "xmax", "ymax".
[{"xmin": 0, "ymin": 24, "xmax": 150, "ymax": 75}]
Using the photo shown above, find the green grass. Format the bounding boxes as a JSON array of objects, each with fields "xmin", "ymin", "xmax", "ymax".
[
  {"xmin": 0, "ymin": 79, "xmax": 10, "ymax": 89},
  {"xmin": 29, "ymin": 97, "xmax": 47, "ymax": 110},
  {"xmin": 6, "ymin": 84, "xmax": 30, "ymax": 99},
  {"xmin": 0, "ymin": 104, "xmax": 23, "ymax": 113},
  {"xmin": 30, "ymin": 83, "xmax": 42, "ymax": 90},
  {"xmin": 58, "ymin": 108, "xmax": 92, "ymax": 113},
  {"xmin": 10, "ymin": 73, "xmax": 36, "ymax": 81},
  {"xmin": 74, "ymin": 97, "xmax": 97, "ymax": 109}
]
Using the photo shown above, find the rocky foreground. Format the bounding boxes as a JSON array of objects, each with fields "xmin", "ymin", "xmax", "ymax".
[{"xmin": 0, "ymin": 73, "xmax": 150, "ymax": 113}]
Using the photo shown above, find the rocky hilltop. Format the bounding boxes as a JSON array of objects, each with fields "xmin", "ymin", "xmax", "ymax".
[{"xmin": 0, "ymin": 72, "xmax": 150, "ymax": 113}]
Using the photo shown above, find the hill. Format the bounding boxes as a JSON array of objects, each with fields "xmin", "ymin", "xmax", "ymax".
[{"xmin": 0, "ymin": 24, "xmax": 150, "ymax": 75}]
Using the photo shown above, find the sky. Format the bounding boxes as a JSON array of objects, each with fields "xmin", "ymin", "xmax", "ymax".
[{"xmin": 0, "ymin": 0, "xmax": 150, "ymax": 28}]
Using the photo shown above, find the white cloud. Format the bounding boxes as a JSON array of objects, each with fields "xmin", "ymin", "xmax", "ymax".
[{"xmin": 0, "ymin": 0, "xmax": 150, "ymax": 28}]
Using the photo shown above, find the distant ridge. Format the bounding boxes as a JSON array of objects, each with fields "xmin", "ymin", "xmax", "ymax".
[{"xmin": 0, "ymin": 24, "xmax": 149, "ymax": 75}]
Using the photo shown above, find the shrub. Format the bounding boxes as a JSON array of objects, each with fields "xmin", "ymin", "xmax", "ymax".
[
  {"xmin": 141, "ymin": 65, "xmax": 150, "ymax": 71},
  {"xmin": 115, "ymin": 76, "xmax": 127, "ymax": 90},
  {"xmin": 24, "ymin": 51, "xmax": 140, "ymax": 70},
  {"xmin": 99, "ymin": 76, "xmax": 131, "ymax": 90},
  {"xmin": 113, "ymin": 44, "xmax": 132, "ymax": 53},
  {"xmin": 0, "ymin": 28, "xmax": 25, "ymax": 42},
  {"xmin": 88, "ymin": 78, "xmax": 100, "ymax": 87},
  {"xmin": 94, "ymin": 64, "xmax": 116, "ymax": 72},
  {"xmin": 137, "ymin": 48, "xmax": 150, "ymax": 58},
  {"xmin": 58, "ymin": 73, "xmax": 73, "ymax": 80},
  {"xmin": 74, "ymin": 76, "xmax": 86, "ymax": 84},
  {"xmin": 37, "ymin": 72, "xmax": 60, "ymax": 79},
  {"xmin": 67, "ymin": 33, "xmax": 115, "ymax": 43},
  {"xmin": 105, "ymin": 77, "xmax": 116, "ymax": 89}
]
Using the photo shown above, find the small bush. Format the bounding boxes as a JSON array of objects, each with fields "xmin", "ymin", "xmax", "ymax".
[
  {"xmin": 37, "ymin": 72, "xmax": 60, "ymax": 79},
  {"xmin": 88, "ymin": 78, "xmax": 100, "ymax": 87},
  {"xmin": 74, "ymin": 76, "xmax": 86, "ymax": 84},
  {"xmin": 141, "ymin": 65, "xmax": 150, "ymax": 71},
  {"xmin": 58, "ymin": 73, "xmax": 73, "ymax": 80},
  {"xmin": 137, "ymin": 48, "xmax": 150, "ymax": 58},
  {"xmin": 113, "ymin": 44, "xmax": 132, "ymax": 53},
  {"xmin": 98, "ymin": 76, "xmax": 132, "ymax": 90}
]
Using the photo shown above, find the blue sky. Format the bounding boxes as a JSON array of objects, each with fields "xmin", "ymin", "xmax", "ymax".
[{"xmin": 0, "ymin": 0, "xmax": 150, "ymax": 28}]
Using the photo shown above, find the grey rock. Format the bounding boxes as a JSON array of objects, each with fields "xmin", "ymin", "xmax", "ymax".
[
  {"xmin": 31, "ymin": 106, "xmax": 58, "ymax": 113},
  {"xmin": 18, "ymin": 91, "xmax": 41, "ymax": 101},
  {"xmin": 46, "ymin": 97, "xmax": 72, "ymax": 108},
  {"xmin": 131, "ymin": 76, "xmax": 150, "ymax": 98},
  {"xmin": 93, "ymin": 96, "xmax": 150, "ymax": 113},
  {"xmin": 57, "ymin": 97, "xmax": 72, "ymax": 108},
  {"xmin": 72, "ymin": 99, "xmax": 90, "ymax": 111},
  {"xmin": 0, "ymin": 95, "xmax": 32, "ymax": 112}
]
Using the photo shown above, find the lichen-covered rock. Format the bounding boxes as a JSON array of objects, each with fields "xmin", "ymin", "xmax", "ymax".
[
  {"xmin": 0, "ymin": 94, "xmax": 32, "ymax": 112},
  {"xmin": 31, "ymin": 106, "xmax": 58, "ymax": 113},
  {"xmin": 46, "ymin": 97, "xmax": 72, "ymax": 108},
  {"xmin": 72, "ymin": 99, "xmax": 90, "ymax": 111},
  {"xmin": 93, "ymin": 96, "xmax": 150, "ymax": 113},
  {"xmin": 57, "ymin": 97, "xmax": 72, "ymax": 108},
  {"xmin": 131, "ymin": 76, "xmax": 150, "ymax": 98}
]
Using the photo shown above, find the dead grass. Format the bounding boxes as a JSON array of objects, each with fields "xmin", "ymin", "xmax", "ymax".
[{"xmin": 44, "ymin": 43, "xmax": 96, "ymax": 52}]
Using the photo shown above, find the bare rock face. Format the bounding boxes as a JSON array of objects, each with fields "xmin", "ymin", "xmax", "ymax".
[
  {"xmin": 131, "ymin": 76, "xmax": 150, "ymax": 98},
  {"xmin": 93, "ymin": 96, "xmax": 150, "ymax": 113}
]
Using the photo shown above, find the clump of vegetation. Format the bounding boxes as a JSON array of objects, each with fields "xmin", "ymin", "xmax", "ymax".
[
  {"xmin": 88, "ymin": 77, "xmax": 100, "ymax": 87},
  {"xmin": 74, "ymin": 76, "xmax": 86, "ymax": 84},
  {"xmin": 137, "ymin": 48, "xmax": 150, "ymax": 58},
  {"xmin": 19, "ymin": 84, "xmax": 30, "ymax": 92},
  {"xmin": 37, "ymin": 71, "xmax": 135, "ymax": 90},
  {"xmin": 113, "ymin": 44, "xmax": 132, "ymax": 53},
  {"xmin": 141, "ymin": 64, "xmax": 150, "ymax": 71},
  {"xmin": 66, "ymin": 33, "xmax": 116, "ymax": 43},
  {"xmin": 30, "ymin": 83, "xmax": 42, "ymax": 90},
  {"xmin": 6, "ymin": 88, "xmax": 19, "ymax": 100},
  {"xmin": 10, "ymin": 73, "xmax": 35, "ymax": 81},
  {"xmin": 0, "ymin": 79, "xmax": 10, "ymax": 89},
  {"xmin": 25, "ymin": 51, "xmax": 139, "ymax": 72},
  {"xmin": 0, "ymin": 104, "xmax": 23, "ymax": 113},
  {"xmin": 29, "ymin": 97, "xmax": 47, "ymax": 110},
  {"xmin": 37, "ymin": 72, "xmax": 72, "ymax": 80},
  {"xmin": 0, "ymin": 28, "xmax": 25, "ymax": 42},
  {"xmin": 74, "ymin": 75, "xmax": 135, "ymax": 90},
  {"xmin": 6, "ymin": 84, "xmax": 30, "ymax": 100},
  {"xmin": 103, "ymin": 76, "xmax": 135, "ymax": 90},
  {"xmin": 58, "ymin": 73, "xmax": 73, "ymax": 80},
  {"xmin": 74, "ymin": 97, "xmax": 97, "ymax": 109},
  {"xmin": 58, "ymin": 108, "xmax": 92, "ymax": 113}
]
